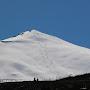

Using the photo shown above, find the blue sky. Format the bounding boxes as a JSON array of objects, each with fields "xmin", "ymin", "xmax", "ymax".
[{"xmin": 0, "ymin": 0, "xmax": 90, "ymax": 48}]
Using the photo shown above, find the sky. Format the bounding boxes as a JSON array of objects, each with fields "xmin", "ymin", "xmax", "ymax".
[{"xmin": 0, "ymin": 0, "xmax": 90, "ymax": 48}]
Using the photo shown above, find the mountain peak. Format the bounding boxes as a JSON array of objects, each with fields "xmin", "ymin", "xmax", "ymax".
[
  {"xmin": 2, "ymin": 30, "xmax": 47, "ymax": 41},
  {"xmin": 2, "ymin": 30, "xmax": 70, "ymax": 45},
  {"xmin": 21, "ymin": 29, "xmax": 41, "ymax": 35},
  {"xmin": 31, "ymin": 29, "xmax": 41, "ymax": 33}
]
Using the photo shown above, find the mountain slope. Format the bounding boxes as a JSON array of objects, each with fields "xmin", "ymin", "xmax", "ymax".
[{"xmin": 0, "ymin": 30, "xmax": 90, "ymax": 81}]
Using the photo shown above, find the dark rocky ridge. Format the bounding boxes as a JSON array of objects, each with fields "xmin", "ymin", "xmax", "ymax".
[{"xmin": 0, "ymin": 73, "xmax": 90, "ymax": 90}]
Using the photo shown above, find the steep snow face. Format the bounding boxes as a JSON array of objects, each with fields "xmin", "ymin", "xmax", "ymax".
[{"xmin": 0, "ymin": 30, "xmax": 90, "ymax": 81}]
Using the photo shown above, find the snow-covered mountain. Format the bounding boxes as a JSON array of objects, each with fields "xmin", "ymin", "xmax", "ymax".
[{"xmin": 0, "ymin": 30, "xmax": 90, "ymax": 81}]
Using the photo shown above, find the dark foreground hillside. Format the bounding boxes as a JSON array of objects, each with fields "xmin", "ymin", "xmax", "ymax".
[{"xmin": 0, "ymin": 73, "xmax": 90, "ymax": 90}]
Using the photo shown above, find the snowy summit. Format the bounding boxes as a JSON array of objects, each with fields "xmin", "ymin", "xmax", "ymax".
[{"xmin": 0, "ymin": 30, "xmax": 90, "ymax": 81}]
